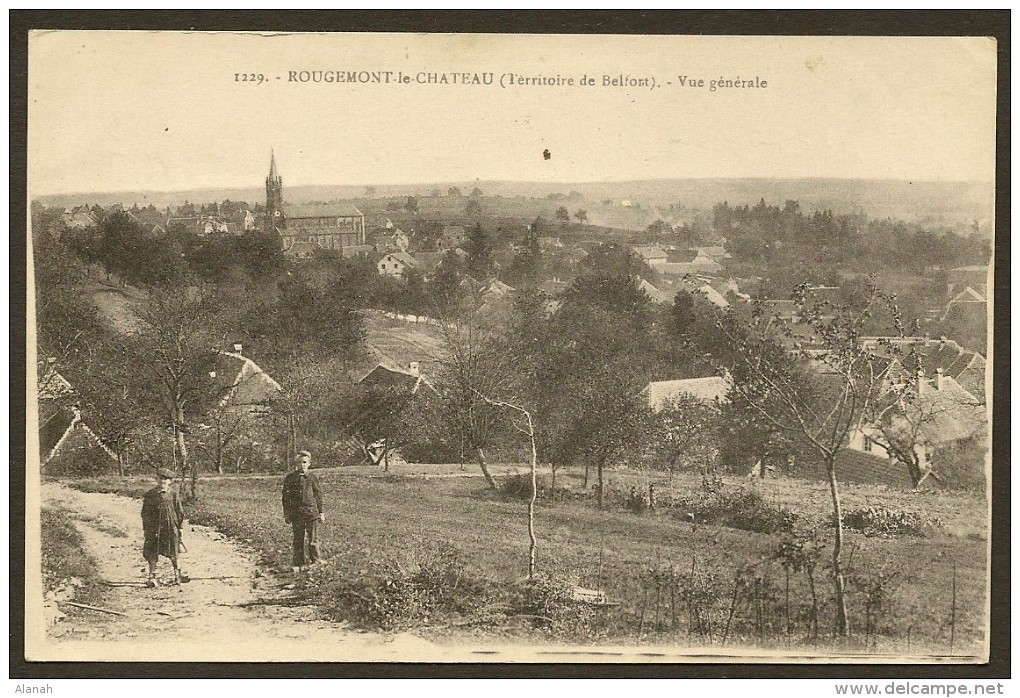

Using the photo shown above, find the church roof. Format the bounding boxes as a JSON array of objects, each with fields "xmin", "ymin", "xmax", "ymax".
[{"xmin": 284, "ymin": 203, "xmax": 364, "ymax": 219}]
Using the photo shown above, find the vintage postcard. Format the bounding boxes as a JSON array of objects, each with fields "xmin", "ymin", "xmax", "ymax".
[{"xmin": 25, "ymin": 29, "xmax": 997, "ymax": 665}]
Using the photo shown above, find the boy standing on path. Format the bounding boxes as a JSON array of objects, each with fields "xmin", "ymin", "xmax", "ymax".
[
  {"xmin": 141, "ymin": 468, "xmax": 187, "ymax": 587},
  {"xmin": 282, "ymin": 450, "xmax": 326, "ymax": 575}
]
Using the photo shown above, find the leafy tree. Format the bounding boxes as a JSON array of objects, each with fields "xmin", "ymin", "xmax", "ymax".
[
  {"xmin": 429, "ymin": 302, "xmax": 516, "ymax": 490},
  {"xmin": 463, "ymin": 223, "xmax": 494, "ymax": 280},
  {"xmin": 365, "ymin": 186, "xmax": 377, "ymax": 198},
  {"xmin": 404, "ymin": 196, "xmax": 419, "ymax": 214},
  {"xmin": 448, "ymin": 187, "xmax": 463, "ymax": 197},
  {"xmin": 555, "ymin": 206, "xmax": 570, "ymax": 222},
  {"xmin": 574, "ymin": 209, "xmax": 588, "ymax": 224},
  {"xmin": 470, "ymin": 187, "xmax": 484, "ymax": 197},
  {"xmin": 650, "ymin": 395, "xmax": 721, "ymax": 487}
]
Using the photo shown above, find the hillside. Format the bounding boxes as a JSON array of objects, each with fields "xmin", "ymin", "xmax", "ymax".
[{"xmin": 36, "ymin": 177, "xmax": 994, "ymax": 232}]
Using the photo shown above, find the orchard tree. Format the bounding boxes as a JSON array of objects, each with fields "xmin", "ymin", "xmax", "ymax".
[
  {"xmin": 718, "ymin": 282, "xmax": 909, "ymax": 636},
  {"xmin": 136, "ymin": 285, "xmax": 221, "ymax": 498},
  {"xmin": 650, "ymin": 395, "xmax": 721, "ymax": 488}
]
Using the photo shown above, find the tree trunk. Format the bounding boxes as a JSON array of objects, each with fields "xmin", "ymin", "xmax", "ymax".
[
  {"xmin": 475, "ymin": 446, "xmax": 499, "ymax": 491},
  {"xmin": 383, "ymin": 446, "xmax": 390, "ymax": 472},
  {"xmin": 826, "ymin": 457, "xmax": 850, "ymax": 637},
  {"xmin": 583, "ymin": 461, "xmax": 590, "ymax": 488},
  {"xmin": 527, "ymin": 420, "xmax": 538, "ymax": 580},
  {"xmin": 215, "ymin": 419, "xmax": 224, "ymax": 475},
  {"xmin": 174, "ymin": 420, "xmax": 193, "ymax": 500},
  {"xmin": 597, "ymin": 460, "xmax": 604, "ymax": 510},
  {"xmin": 117, "ymin": 449, "xmax": 125, "ymax": 478},
  {"xmin": 550, "ymin": 463, "xmax": 557, "ymax": 498}
]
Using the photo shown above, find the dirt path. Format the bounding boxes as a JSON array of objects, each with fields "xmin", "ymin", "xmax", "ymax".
[{"xmin": 34, "ymin": 482, "xmax": 441, "ymax": 661}]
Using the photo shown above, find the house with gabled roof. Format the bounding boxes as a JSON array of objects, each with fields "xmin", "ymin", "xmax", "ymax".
[
  {"xmin": 377, "ymin": 251, "xmax": 419, "ymax": 279},
  {"xmin": 37, "ymin": 369, "xmax": 117, "ymax": 474},
  {"xmin": 839, "ymin": 370, "xmax": 986, "ymax": 489},
  {"xmin": 633, "ymin": 245, "xmax": 668, "ymax": 269},
  {"xmin": 210, "ymin": 349, "xmax": 283, "ymax": 412}
]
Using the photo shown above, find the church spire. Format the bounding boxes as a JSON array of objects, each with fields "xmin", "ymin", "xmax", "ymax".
[{"xmin": 265, "ymin": 148, "xmax": 283, "ymax": 233}]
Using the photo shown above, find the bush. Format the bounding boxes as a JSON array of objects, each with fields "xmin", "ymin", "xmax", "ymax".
[
  {"xmin": 499, "ymin": 472, "xmax": 546, "ymax": 501},
  {"xmin": 670, "ymin": 487, "xmax": 798, "ymax": 535},
  {"xmin": 834, "ymin": 507, "xmax": 942, "ymax": 537},
  {"xmin": 327, "ymin": 540, "xmax": 492, "ymax": 630}
]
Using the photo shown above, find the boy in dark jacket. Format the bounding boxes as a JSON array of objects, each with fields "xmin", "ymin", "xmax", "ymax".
[
  {"xmin": 282, "ymin": 450, "xmax": 326, "ymax": 574},
  {"xmin": 141, "ymin": 468, "xmax": 187, "ymax": 587}
]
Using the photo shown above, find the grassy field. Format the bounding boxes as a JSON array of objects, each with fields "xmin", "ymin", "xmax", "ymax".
[
  {"xmin": 41, "ymin": 505, "xmax": 113, "ymax": 630},
  {"xmin": 65, "ymin": 468, "xmax": 987, "ymax": 655}
]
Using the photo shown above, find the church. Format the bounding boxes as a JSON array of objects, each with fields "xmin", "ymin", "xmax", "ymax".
[{"xmin": 263, "ymin": 151, "xmax": 367, "ymax": 257}]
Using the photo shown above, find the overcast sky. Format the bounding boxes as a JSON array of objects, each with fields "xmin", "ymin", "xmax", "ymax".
[{"xmin": 28, "ymin": 32, "xmax": 996, "ymax": 196}]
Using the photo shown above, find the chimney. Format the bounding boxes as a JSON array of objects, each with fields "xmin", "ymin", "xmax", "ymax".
[
  {"xmin": 408, "ymin": 361, "xmax": 420, "ymax": 375},
  {"xmin": 936, "ymin": 368, "xmax": 944, "ymax": 391},
  {"xmin": 233, "ymin": 342, "xmax": 243, "ymax": 355}
]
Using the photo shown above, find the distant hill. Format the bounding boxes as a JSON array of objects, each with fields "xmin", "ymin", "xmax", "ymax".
[{"xmin": 36, "ymin": 178, "xmax": 993, "ymax": 232}]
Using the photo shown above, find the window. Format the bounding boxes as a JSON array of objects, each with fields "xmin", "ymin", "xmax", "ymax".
[{"xmin": 863, "ymin": 437, "xmax": 873, "ymax": 452}]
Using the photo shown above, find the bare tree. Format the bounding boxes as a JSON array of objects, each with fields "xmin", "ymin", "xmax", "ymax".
[
  {"xmin": 476, "ymin": 391, "xmax": 540, "ymax": 579},
  {"xmin": 136, "ymin": 287, "xmax": 219, "ymax": 498},
  {"xmin": 719, "ymin": 282, "xmax": 906, "ymax": 636},
  {"xmin": 866, "ymin": 365, "xmax": 986, "ymax": 488},
  {"xmin": 430, "ymin": 298, "xmax": 516, "ymax": 491}
]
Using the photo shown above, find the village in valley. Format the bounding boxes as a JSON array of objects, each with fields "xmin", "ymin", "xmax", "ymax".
[{"xmin": 34, "ymin": 149, "xmax": 992, "ymax": 658}]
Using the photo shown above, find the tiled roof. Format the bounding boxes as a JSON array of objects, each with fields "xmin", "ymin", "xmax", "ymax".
[
  {"xmin": 660, "ymin": 261, "xmax": 722, "ymax": 276},
  {"xmin": 285, "ymin": 203, "xmax": 364, "ymax": 219},
  {"xmin": 834, "ymin": 449, "xmax": 918, "ymax": 489},
  {"xmin": 633, "ymin": 245, "xmax": 668, "ymax": 260},
  {"xmin": 214, "ymin": 352, "xmax": 282, "ymax": 407},
  {"xmin": 358, "ymin": 363, "xmax": 433, "ymax": 394}
]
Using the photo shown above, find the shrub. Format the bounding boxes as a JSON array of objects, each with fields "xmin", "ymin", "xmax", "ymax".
[
  {"xmin": 499, "ymin": 472, "xmax": 546, "ymax": 501},
  {"xmin": 834, "ymin": 507, "xmax": 942, "ymax": 537},
  {"xmin": 672, "ymin": 487, "xmax": 798, "ymax": 535},
  {"xmin": 327, "ymin": 540, "xmax": 492, "ymax": 630}
]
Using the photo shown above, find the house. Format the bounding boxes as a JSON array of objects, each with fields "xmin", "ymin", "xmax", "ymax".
[
  {"xmin": 61, "ymin": 207, "xmax": 97, "ymax": 230},
  {"xmin": 377, "ymin": 251, "xmax": 418, "ymax": 279},
  {"xmin": 643, "ymin": 376, "xmax": 730, "ymax": 412},
  {"xmin": 37, "ymin": 369, "xmax": 117, "ymax": 474},
  {"xmin": 210, "ymin": 348, "xmax": 283, "ymax": 413},
  {"xmin": 839, "ymin": 371, "xmax": 986, "ymax": 489},
  {"xmin": 636, "ymin": 278, "xmax": 682, "ymax": 306},
  {"xmin": 358, "ymin": 362, "xmax": 433, "ymax": 395},
  {"xmin": 691, "ymin": 246, "xmax": 731, "ymax": 263},
  {"xmin": 538, "ymin": 236, "xmax": 564, "ymax": 250},
  {"xmin": 391, "ymin": 228, "xmax": 410, "ymax": 252},
  {"xmin": 436, "ymin": 225, "xmax": 467, "ymax": 253},
  {"xmin": 939, "ymin": 286, "xmax": 986, "ymax": 323},
  {"xmin": 633, "ymin": 245, "xmax": 669, "ymax": 269},
  {"xmin": 946, "ymin": 265, "xmax": 990, "ymax": 299},
  {"xmin": 860, "ymin": 336, "xmax": 986, "ymax": 400},
  {"xmin": 412, "ymin": 252, "xmax": 442, "ymax": 277},
  {"xmin": 660, "ymin": 260, "xmax": 723, "ymax": 277}
]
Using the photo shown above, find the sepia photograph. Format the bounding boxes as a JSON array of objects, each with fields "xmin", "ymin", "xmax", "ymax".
[{"xmin": 22, "ymin": 26, "xmax": 999, "ymax": 667}]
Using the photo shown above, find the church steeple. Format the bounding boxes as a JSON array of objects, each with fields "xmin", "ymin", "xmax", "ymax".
[{"xmin": 265, "ymin": 149, "xmax": 283, "ymax": 233}]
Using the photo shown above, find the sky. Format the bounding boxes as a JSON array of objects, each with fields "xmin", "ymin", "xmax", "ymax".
[{"xmin": 27, "ymin": 32, "xmax": 997, "ymax": 196}]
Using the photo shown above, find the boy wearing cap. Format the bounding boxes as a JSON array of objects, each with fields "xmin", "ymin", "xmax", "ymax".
[
  {"xmin": 282, "ymin": 450, "xmax": 326, "ymax": 574},
  {"xmin": 141, "ymin": 468, "xmax": 187, "ymax": 587}
]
